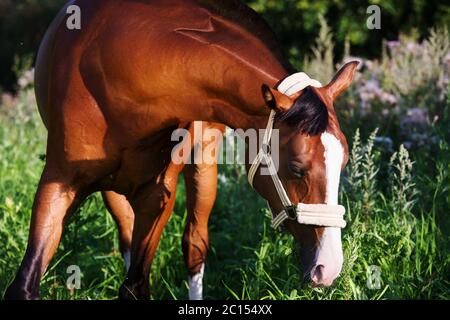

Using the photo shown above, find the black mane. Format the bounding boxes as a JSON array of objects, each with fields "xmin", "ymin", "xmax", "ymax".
[{"xmin": 275, "ymin": 86, "xmax": 329, "ymax": 136}]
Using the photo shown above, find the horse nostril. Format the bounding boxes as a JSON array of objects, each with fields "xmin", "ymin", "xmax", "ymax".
[
  {"xmin": 310, "ymin": 264, "xmax": 337, "ymax": 287},
  {"xmin": 310, "ymin": 264, "xmax": 325, "ymax": 285}
]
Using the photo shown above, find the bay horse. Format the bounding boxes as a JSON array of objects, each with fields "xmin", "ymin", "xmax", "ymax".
[{"xmin": 5, "ymin": 0, "xmax": 358, "ymax": 300}]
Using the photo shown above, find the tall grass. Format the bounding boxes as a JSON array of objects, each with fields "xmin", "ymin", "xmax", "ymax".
[
  {"xmin": 0, "ymin": 23, "xmax": 449, "ymax": 300},
  {"xmin": 0, "ymin": 87, "xmax": 448, "ymax": 300}
]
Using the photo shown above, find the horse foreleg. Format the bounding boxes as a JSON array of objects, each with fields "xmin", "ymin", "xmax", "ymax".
[
  {"xmin": 4, "ymin": 165, "xmax": 88, "ymax": 300},
  {"xmin": 182, "ymin": 123, "xmax": 223, "ymax": 300},
  {"xmin": 182, "ymin": 162, "xmax": 218, "ymax": 300},
  {"xmin": 102, "ymin": 191, "xmax": 134, "ymax": 271},
  {"xmin": 118, "ymin": 171, "xmax": 179, "ymax": 300}
]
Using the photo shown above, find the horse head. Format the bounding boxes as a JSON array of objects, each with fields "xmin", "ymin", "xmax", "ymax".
[{"xmin": 249, "ymin": 61, "xmax": 359, "ymax": 287}]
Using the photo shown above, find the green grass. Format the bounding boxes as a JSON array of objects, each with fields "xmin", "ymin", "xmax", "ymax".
[{"xmin": 0, "ymin": 87, "xmax": 449, "ymax": 300}]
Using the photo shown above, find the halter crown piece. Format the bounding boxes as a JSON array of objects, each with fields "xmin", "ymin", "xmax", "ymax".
[{"xmin": 248, "ymin": 73, "xmax": 347, "ymax": 230}]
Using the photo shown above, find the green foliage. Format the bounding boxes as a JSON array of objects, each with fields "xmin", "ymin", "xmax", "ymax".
[
  {"xmin": 0, "ymin": 0, "xmax": 67, "ymax": 91},
  {"xmin": 302, "ymin": 15, "xmax": 334, "ymax": 84},
  {"xmin": 345, "ymin": 129, "xmax": 380, "ymax": 216},
  {"xmin": 389, "ymin": 145, "xmax": 417, "ymax": 214},
  {"xmin": 244, "ymin": 0, "xmax": 450, "ymax": 64},
  {"xmin": 381, "ymin": 27, "xmax": 450, "ymax": 113},
  {"xmin": 0, "ymin": 83, "xmax": 449, "ymax": 300}
]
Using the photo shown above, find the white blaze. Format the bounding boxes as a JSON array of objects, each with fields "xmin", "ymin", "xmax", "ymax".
[
  {"xmin": 321, "ymin": 132, "xmax": 344, "ymax": 205},
  {"xmin": 188, "ymin": 263, "xmax": 205, "ymax": 300},
  {"xmin": 313, "ymin": 132, "xmax": 345, "ymax": 284}
]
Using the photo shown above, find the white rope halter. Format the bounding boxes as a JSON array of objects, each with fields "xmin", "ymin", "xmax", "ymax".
[{"xmin": 248, "ymin": 73, "xmax": 347, "ymax": 230}]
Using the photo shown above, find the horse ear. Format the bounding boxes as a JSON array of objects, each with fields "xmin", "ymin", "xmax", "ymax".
[
  {"xmin": 325, "ymin": 61, "xmax": 360, "ymax": 99},
  {"xmin": 261, "ymin": 84, "xmax": 295, "ymax": 112}
]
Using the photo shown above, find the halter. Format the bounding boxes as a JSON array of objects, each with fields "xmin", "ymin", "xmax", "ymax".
[{"xmin": 248, "ymin": 73, "xmax": 346, "ymax": 230}]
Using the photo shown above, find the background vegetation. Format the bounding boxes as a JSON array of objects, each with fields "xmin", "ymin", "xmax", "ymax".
[
  {"xmin": 0, "ymin": 0, "xmax": 449, "ymax": 299},
  {"xmin": 1, "ymin": 0, "xmax": 449, "ymax": 92}
]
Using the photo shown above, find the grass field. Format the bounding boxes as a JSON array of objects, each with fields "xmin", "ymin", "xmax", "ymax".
[{"xmin": 0, "ymin": 27, "xmax": 449, "ymax": 300}]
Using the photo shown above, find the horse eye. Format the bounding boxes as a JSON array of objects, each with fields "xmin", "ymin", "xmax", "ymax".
[{"xmin": 288, "ymin": 164, "xmax": 305, "ymax": 178}]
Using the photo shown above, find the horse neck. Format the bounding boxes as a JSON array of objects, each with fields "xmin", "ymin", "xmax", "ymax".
[
  {"xmin": 196, "ymin": 40, "xmax": 291, "ymax": 130},
  {"xmin": 204, "ymin": 61, "xmax": 288, "ymax": 130}
]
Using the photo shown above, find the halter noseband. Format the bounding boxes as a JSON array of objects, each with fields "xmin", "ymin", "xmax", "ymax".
[{"xmin": 247, "ymin": 73, "xmax": 346, "ymax": 231}]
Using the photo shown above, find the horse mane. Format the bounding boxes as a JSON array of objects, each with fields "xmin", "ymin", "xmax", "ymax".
[
  {"xmin": 195, "ymin": 0, "xmax": 294, "ymax": 72},
  {"xmin": 275, "ymin": 86, "xmax": 329, "ymax": 136}
]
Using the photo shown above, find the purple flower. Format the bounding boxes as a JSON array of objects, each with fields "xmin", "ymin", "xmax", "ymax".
[
  {"xmin": 17, "ymin": 69, "xmax": 35, "ymax": 89},
  {"xmin": 385, "ymin": 40, "xmax": 400, "ymax": 51},
  {"xmin": 1, "ymin": 93, "xmax": 18, "ymax": 108},
  {"xmin": 400, "ymin": 108, "xmax": 436, "ymax": 149}
]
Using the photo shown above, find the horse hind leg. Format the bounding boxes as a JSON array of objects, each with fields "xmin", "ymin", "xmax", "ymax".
[
  {"xmin": 4, "ymin": 163, "xmax": 91, "ymax": 300},
  {"xmin": 102, "ymin": 191, "xmax": 134, "ymax": 272}
]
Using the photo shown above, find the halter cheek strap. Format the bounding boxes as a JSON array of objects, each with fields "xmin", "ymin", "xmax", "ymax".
[{"xmin": 247, "ymin": 73, "xmax": 347, "ymax": 230}]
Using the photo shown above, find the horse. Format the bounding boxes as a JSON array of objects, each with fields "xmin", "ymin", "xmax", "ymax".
[{"xmin": 5, "ymin": 0, "xmax": 358, "ymax": 300}]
